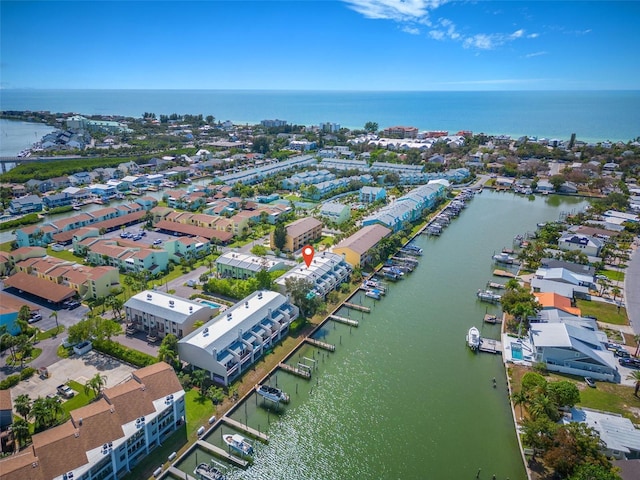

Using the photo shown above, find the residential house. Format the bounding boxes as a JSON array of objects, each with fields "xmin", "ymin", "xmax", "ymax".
[
  {"xmin": 124, "ymin": 291, "xmax": 214, "ymax": 339},
  {"xmin": 319, "ymin": 202, "xmax": 351, "ymax": 224},
  {"xmin": 43, "ymin": 192, "xmax": 72, "ymax": 209},
  {"xmin": 69, "ymin": 172, "xmax": 93, "ymax": 186},
  {"xmin": 529, "ymin": 322, "xmax": 618, "ymax": 382},
  {"xmin": 178, "ymin": 290, "xmax": 299, "ymax": 385},
  {"xmin": 9, "ymin": 194, "xmax": 43, "ymax": 215},
  {"xmin": 558, "ymin": 233, "xmax": 604, "ymax": 257}
]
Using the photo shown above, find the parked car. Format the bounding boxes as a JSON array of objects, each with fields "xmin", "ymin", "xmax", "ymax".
[
  {"xmin": 51, "ymin": 244, "xmax": 65, "ymax": 252},
  {"xmin": 153, "ymin": 239, "xmax": 162, "ymax": 245},
  {"xmin": 615, "ymin": 349, "xmax": 631, "ymax": 358},
  {"xmin": 133, "ymin": 234, "xmax": 142, "ymax": 241},
  {"xmin": 64, "ymin": 300, "xmax": 81, "ymax": 310},
  {"xmin": 28, "ymin": 313, "xmax": 42, "ymax": 323},
  {"xmin": 57, "ymin": 384, "xmax": 74, "ymax": 399}
]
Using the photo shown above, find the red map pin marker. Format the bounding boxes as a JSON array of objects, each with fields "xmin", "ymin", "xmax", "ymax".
[{"xmin": 302, "ymin": 245, "xmax": 315, "ymax": 268}]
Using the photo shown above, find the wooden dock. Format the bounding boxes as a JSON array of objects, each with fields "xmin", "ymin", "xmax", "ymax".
[
  {"xmin": 221, "ymin": 416, "xmax": 269, "ymax": 442},
  {"xmin": 305, "ymin": 337, "xmax": 336, "ymax": 352},
  {"xmin": 329, "ymin": 314, "xmax": 359, "ymax": 327},
  {"xmin": 167, "ymin": 466, "xmax": 197, "ymax": 480},
  {"xmin": 343, "ymin": 302, "xmax": 371, "ymax": 313},
  {"xmin": 196, "ymin": 440, "xmax": 249, "ymax": 468},
  {"xmin": 479, "ymin": 338, "xmax": 502, "ymax": 354},
  {"xmin": 486, "ymin": 281, "xmax": 505, "ymax": 289},
  {"xmin": 493, "ymin": 269, "xmax": 515, "ymax": 278},
  {"xmin": 278, "ymin": 362, "xmax": 311, "ymax": 379}
]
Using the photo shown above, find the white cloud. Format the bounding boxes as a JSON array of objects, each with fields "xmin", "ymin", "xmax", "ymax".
[
  {"xmin": 527, "ymin": 33, "xmax": 539, "ymax": 39},
  {"xmin": 463, "ymin": 34, "xmax": 497, "ymax": 50},
  {"xmin": 402, "ymin": 26, "xmax": 421, "ymax": 35},
  {"xmin": 510, "ymin": 29, "xmax": 525, "ymax": 39},
  {"xmin": 524, "ymin": 51, "xmax": 548, "ymax": 58},
  {"xmin": 428, "ymin": 30, "xmax": 445, "ymax": 40},
  {"xmin": 344, "ymin": 0, "xmax": 448, "ymax": 22}
]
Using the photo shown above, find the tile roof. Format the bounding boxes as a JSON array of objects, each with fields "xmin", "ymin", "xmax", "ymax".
[
  {"xmin": 0, "ymin": 448, "xmax": 45, "ymax": 480},
  {"xmin": 0, "ymin": 389, "xmax": 12, "ymax": 411},
  {"xmin": 132, "ymin": 362, "xmax": 183, "ymax": 399},
  {"xmin": 4, "ymin": 272, "xmax": 76, "ymax": 303},
  {"xmin": 286, "ymin": 217, "xmax": 322, "ymax": 238},
  {"xmin": 102, "ymin": 380, "xmax": 155, "ymax": 425},
  {"xmin": 70, "ymin": 399, "xmax": 125, "ymax": 452},
  {"xmin": 31, "ymin": 420, "xmax": 87, "ymax": 479},
  {"xmin": 334, "ymin": 224, "xmax": 392, "ymax": 254},
  {"xmin": 155, "ymin": 220, "xmax": 233, "ymax": 242}
]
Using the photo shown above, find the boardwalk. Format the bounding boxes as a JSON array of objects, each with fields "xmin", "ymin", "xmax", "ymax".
[
  {"xmin": 493, "ymin": 269, "xmax": 516, "ymax": 278},
  {"xmin": 305, "ymin": 337, "xmax": 336, "ymax": 352},
  {"xmin": 343, "ymin": 302, "xmax": 371, "ymax": 313},
  {"xmin": 278, "ymin": 362, "xmax": 312, "ymax": 379},
  {"xmin": 221, "ymin": 416, "xmax": 269, "ymax": 442},
  {"xmin": 167, "ymin": 466, "xmax": 197, "ymax": 480},
  {"xmin": 328, "ymin": 314, "xmax": 359, "ymax": 327},
  {"xmin": 196, "ymin": 440, "xmax": 249, "ymax": 468},
  {"xmin": 479, "ymin": 338, "xmax": 503, "ymax": 354}
]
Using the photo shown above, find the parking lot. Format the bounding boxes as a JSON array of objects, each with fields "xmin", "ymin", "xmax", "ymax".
[
  {"xmin": 102, "ymin": 227, "xmax": 179, "ymax": 249},
  {"xmin": 9, "ymin": 350, "xmax": 136, "ymax": 402}
]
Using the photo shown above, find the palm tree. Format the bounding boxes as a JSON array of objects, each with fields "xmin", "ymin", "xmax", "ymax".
[
  {"xmin": 611, "ymin": 286, "xmax": 621, "ymax": 304},
  {"xmin": 49, "ymin": 311, "xmax": 60, "ymax": 337},
  {"xmin": 31, "ymin": 397, "xmax": 53, "ymax": 432},
  {"xmin": 511, "ymin": 390, "xmax": 528, "ymax": 421},
  {"xmin": 529, "ymin": 394, "xmax": 559, "ymax": 421},
  {"xmin": 84, "ymin": 373, "xmax": 107, "ymax": 399},
  {"xmin": 14, "ymin": 394, "xmax": 32, "ymax": 420},
  {"xmin": 627, "ymin": 370, "xmax": 640, "ymax": 397},
  {"xmin": 45, "ymin": 395, "xmax": 64, "ymax": 425},
  {"xmin": 12, "ymin": 418, "xmax": 31, "ymax": 449},
  {"xmin": 191, "ymin": 368, "xmax": 207, "ymax": 393}
]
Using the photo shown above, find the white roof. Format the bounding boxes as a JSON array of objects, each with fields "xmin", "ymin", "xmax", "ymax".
[
  {"xmin": 216, "ymin": 252, "xmax": 282, "ymax": 272},
  {"xmin": 179, "ymin": 290, "xmax": 288, "ymax": 354},
  {"xmin": 569, "ymin": 408, "xmax": 640, "ymax": 454},
  {"xmin": 125, "ymin": 290, "xmax": 208, "ymax": 324}
]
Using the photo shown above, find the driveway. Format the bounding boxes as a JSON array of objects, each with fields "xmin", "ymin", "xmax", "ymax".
[
  {"xmin": 624, "ymin": 241, "xmax": 640, "ymax": 335},
  {"xmin": 9, "ymin": 350, "xmax": 135, "ymax": 402}
]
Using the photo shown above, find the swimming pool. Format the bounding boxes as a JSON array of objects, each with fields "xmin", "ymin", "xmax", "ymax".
[
  {"xmin": 200, "ymin": 300, "xmax": 221, "ymax": 309},
  {"xmin": 511, "ymin": 343, "xmax": 523, "ymax": 360}
]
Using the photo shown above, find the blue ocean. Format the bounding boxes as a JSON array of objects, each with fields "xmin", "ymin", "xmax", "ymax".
[{"xmin": 1, "ymin": 89, "xmax": 639, "ymax": 143}]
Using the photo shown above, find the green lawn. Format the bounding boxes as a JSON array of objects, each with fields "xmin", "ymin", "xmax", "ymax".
[
  {"xmin": 578, "ymin": 381, "xmax": 640, "ymax": 423},
  {"xmin": 61, "ymin": 380, "xmax": 96, "ymax": 416},
  {"xmin": 576, "ymin": 299, "xmax": 628, "ymax": 325},
  {"xmin": 184, "ymin": 388, "xmax": 216, "ymax": 439},
  {"xmin": 36, "ymin": 325, "xmax": 64, "ymax": 341},
  {"xmin": 46, "ymin": 247, "xmax": 85, "ymax": 263},
  {"xmin": 600, "ymin": 269, "xmax": 625, "ymax": 282},
  {"xmin": 0, "ymin": 241, "xmax": 12, "ymax": 252}
]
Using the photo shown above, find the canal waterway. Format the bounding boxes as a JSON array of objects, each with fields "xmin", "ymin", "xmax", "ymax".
[{"xmin": 174, "ymin": 191, "xmax": 590, "ymax": 480}]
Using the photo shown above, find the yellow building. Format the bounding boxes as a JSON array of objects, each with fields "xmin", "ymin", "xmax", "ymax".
[{"xmin": 332, "ymin": 224, "xmax": 392, "ymax": 267}]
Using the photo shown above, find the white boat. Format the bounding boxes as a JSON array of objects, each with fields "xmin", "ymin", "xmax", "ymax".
[
  {"xmin": 492, "ymin": 252, "xmax": 515, "ymax": 264},
  {"xmin": 477, "ymin": 289, "xmax": 501, "ymax": 303},
  {"xmin": 223, "ymin": 434, "xmax": 253, "ymax": 456},
  {"xmin": 365, "ymin": 289, "xmax": 381, "ymax": 300},
  {"xmin": 467, "ymin": 326, "xmax": 480, "ymax": 350},
  {"xmin": 194, "ymin": 462, "xmax": 226, "ymax": 480},
  {"xmin": 256, "ymin": 384, "xmax": 290, "ymax": 403}
]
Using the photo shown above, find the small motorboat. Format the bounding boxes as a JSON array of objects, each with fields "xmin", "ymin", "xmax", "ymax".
[
  {"xmin": 477, "ymin": 289, "xmax": 501, "ymax": 303},
  {"xmin": 194, "ymin": 462, "xmax": 226, "ymax": 480},
  {"xmin": 223, "ymin": 434, "xmax": 253, "ymax": 456},
  {"xmin": 256, "ymin": 384, "xmax": 290, "ymax": 403},
  {"xmin": 492, "ymin": 252, "xmax": 515, "ymax": 264},
  {"xmin": 467, "ymin": 326, "xmax": 480, "ymax": 350},
  {"xmin": 365, "ymin": 289, "xmax": 381, "ymax": 300}
]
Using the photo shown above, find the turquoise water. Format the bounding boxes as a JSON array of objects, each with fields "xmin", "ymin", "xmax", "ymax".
[
  {"xmin": 173, "ymin": 191, "xmax": 590, "ymax": 480},
  {"xmin": 511, "ymin": 343, "xmax": 524, "ymax": 361},
  {"xmin": 2, "ymin": 90, "xmax": 639, "ymax": 142},
  {"xmin": 200, "ymin": 300, "xmax": 222, "ymax": 309}
]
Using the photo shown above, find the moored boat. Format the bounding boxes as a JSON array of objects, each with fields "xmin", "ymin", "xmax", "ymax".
[
  {"xmin": 477, "ymin": 289, "xmax": 502, "ymax": 303},
  {"xmin": 467, "ymin": 326, "xmax": 480, "ymax": 350},
  {"xmin": 194, "ymin": 462, "xmax": 226, "ymax": 480},
  {"xmin": 365, "ymin": 289, "xmax": 381, "ymax": 300},
  {"xmin": 492, "ymin": 252, "xmax": 515, "ymax": 264},
  {"xmin": 223, "ymin": 434, "xmax": 253, "ymax": 456},
  {"xmin": 256, "ymin": 384, "xmax": 290, "ymax": 403}
]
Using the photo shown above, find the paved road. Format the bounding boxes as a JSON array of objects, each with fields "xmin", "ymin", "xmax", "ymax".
[{"xmin": 624, "ymin": 240, "xmax": 640, "ymax": 335}]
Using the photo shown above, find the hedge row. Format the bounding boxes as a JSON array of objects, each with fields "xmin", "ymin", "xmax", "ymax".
[
  {"xmin": 0, "ymin": 213, "xmax": 40, "ymax": 231},
  {"xmin": 0, "ymin": 367, "xmax": 35, "ymax": 390},
  {"xmin": 93, "ymin": 340, "xmax": 156, "ymax": 367}
]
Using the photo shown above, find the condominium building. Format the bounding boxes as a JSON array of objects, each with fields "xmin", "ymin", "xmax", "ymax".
[
  {"xmin": 275, "ymin": 251, "xmax": 351, "ymax": 298},
  {"xmin": 0, "ymin": 362, "xmax": 184, "ymax": 480},
  {"xmin": 272, "ymin": 217, "xmax": 323, "ymax": 252}
]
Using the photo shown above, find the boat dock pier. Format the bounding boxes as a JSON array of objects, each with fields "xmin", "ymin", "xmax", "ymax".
[
  {"xmin": 329, "ymin": 314, "xmax": 359, "ymax": 327},
  {"xmin": 221, "ymin": 417, "xmax": 269, "ymax": 443},
  {"xmin": 168, "ymin": 466, "xmax": 197, "ymax": 480},
  {"xmin": 486, "ymin": 281, "xmax": 505, "ymax": 289},
  {"xmin": 484, "ymin": 314, "xmax": 499, "ymax": 324},
  {"xmin": 305, "ymin": 337, "xmax": 336, "ymax": 352},
  {"xmin": 196, "ymin": 439, "xmax": 249, "ymax": 468},
  {"xmin": 343, "ymin": 302, "xmax": 371, "ymax": 313},
  {"xmin": 278, "ymin": 362, "xmax": 311, "ymax": 379},
  {"xmin": 478, "ymin": 338, "xmax": 503, "ymax": 354},
  {"xmin": 493, "ymin": 269, "xmax": 515, "ymax": 278}
]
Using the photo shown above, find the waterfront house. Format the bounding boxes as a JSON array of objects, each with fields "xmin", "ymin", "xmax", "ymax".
[
  {"xmin": 178, "ymin": 290, "xmax": 299, "ymax": 386},
  {"xmin": 558, "ymin": 233, "xmax": 604, "ymax": 257},
  {"xmin": 43, "ymin": 192, "xmax": 72, "ymax": 209},
  {"xmin": 564, "ymin": 408, "xmax": 640, "ymax": 460},
  {"xmin": 529, "ymin": 322, "xmax": 618, "ymax": 382},
  {"xmin": 272, "ymin": 217, "xmax": 323, "ymax": 252},
  {"xmin": 275, "ymin": 251, "xmax": 351, "ymax": 298},
  {"xmin": 216, "ymin": 252, "xmax": 285, "ymax": 279},
  {"xmin": 534, "ymin": 267, "xmax": 596, "ymax": 290},
  {"xmin": 0, "ymin": 362, "xmax": 185, "ymax": 480},
  {"xmin": 9, "ymin": 194, "xmax": 43, "ymax": 215},
  {"xmin": 124, "ymin": 290, "xmax": 214, "ymax": 339},
  {"xmin": 69, "ymin": 171, "xmax": 93, "ymax": 186},
  {"xmin": 319, "ymin": 202, "xmax": 351, "ymax": 224},
  {"xmin": 332, "ymin": 224, "xmax": 392, "ymax": 267}
]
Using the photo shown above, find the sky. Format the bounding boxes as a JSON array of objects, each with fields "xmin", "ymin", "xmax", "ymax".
[{"xmin": 1, "ymin": 0, "xmax": 639, "ymax": 91}]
